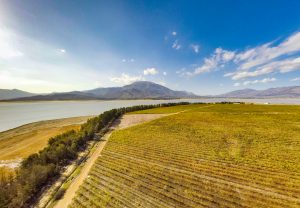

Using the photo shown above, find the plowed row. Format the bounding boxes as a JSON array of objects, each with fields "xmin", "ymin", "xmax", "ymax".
[{"xmin": 70, "ymin": 104, "xmax": 300, "ymax": 208}]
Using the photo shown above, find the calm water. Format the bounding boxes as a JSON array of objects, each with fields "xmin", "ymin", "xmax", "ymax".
[{"xmin": 0, "ymin": 98, "xmax": 299, "ymax": 132}]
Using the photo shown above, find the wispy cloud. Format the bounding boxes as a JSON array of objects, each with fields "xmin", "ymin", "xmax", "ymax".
[
  {"xmin": 121, "ymin": 58, "xmax": 135, "ymax": 62},
  {"xmin": 143, "ymin": 67, "xmax": 158, "ymax": 75},
  {"xmin": 185, "ymin": 31, "xmax": 300, "ymax": 82},
  {"xmin": 291, "ymin": 77, "xmax": 300, "ymax": 81},
  {"xmin": 187, "ymin": 48, "xmax": 235, "ymax": 75},
  {"xmin": 226, "ymin": 57, "xmax": 300, "ymax": 80},
  {"xmin": 225, "ymin": 32, "xmax": 300, "ymax": 80},
  {"xmin": 172, "ymin": 31, "xmax": 177, "ymax": 36},
  {"xmin": 110, "ymin": 73, "xmax": 144, "ymax": 85},
  {"xmin": 234, "ymin": 77, "xmax": 277, "ymax": 87},
  {"xmin": 172, "ymin": 40, "xmax": 181, "ymax": 50},
  {"xmin": 190, "ymin": 44, "xmax": 200, "ymax": 53},
  {"xmin": 235, "ymin": 32, "xmax": 300, "ymax": 70}
]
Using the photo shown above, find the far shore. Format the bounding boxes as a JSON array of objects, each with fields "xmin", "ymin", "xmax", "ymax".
[
  {"xmin": 0, "ymin": 98, "xmax": 201, "ymax": 103},
  {"xmin": 1, "ymin": 97, "xmax": 300, "ymax": 103}
]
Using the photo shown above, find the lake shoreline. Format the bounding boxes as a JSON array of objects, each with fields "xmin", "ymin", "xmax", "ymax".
[
  {"xmin": 1, "ymin": 99, "xmax": 299, "ymax": 132},
  {"xmin": 1, "ymin": 97, "xmax": 300, "ymax": 103}
]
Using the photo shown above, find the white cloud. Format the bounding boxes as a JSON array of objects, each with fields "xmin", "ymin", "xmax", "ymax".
[
  {"xmin": 194, "ymin": 58, "xmax": 218, "ymax": 74},
  {"xmin": 176, "ymin": 68, "xmax": 195, "ymax": 77},
  {"xmin": 245, "ymin": 77, "xmax": 276, "ymax": 86},
  {"xmin": 172, "ymin": 31, "xmax": 177, "ymax": 36},
  {"xmin": 186, "ymin": 31, "xmax": 300, "ymax": 80},
  {"xmin": 228, "ymin": 56, "xmax": 300, "ymax": 80},
  {"xmin": 234, "ymin": 78, "xmax": 276, "ymax": 87},
  {"xmin": 163, "ymin": 71, "xmax": 167, "ymax": 76},
  {"xmin": 235, "ymin": 32, "xmax": 300, "ymax": 70},
  {"xmin": 121, "ymin": 58, "xmax": 135, "ymax": 62},
  {"xmin": 172, "ymin": 40, "xmax": 181, "ymax": 50},
  {"xmin": 291, "ymin": 77, "xmax": 300, "ymax": 81},
  {"xmin": 190, "ymin": 44, "xmax": 200, "ymax": 53},
  {"xmin": 225, "ymin": 32, "xmax": 300, "ymax": 80},
  {"xmin": 192, "ymin": 48, "xmax": 235, "ymax": 75},
  {"xmin": 110, "ymin": 73, "xmax": 144, "ymax": 85},
  {"xmin": 143, "ymin": 67, "xmax": 158, "ymax": 75}
]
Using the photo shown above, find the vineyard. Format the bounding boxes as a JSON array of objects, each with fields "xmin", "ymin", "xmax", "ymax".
[{"xmin": 70, "ymin": 104, "xmax": 300, "ymax": 208}]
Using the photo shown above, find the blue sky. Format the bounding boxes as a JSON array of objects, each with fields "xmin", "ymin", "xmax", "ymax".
[{"xmin": 0, "ymin": 0, "xmax": 300, "ymax": 95}]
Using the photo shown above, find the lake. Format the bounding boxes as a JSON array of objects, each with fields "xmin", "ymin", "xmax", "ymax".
[{"xmin": 0, "ymin": 98, "xmax": 299, "ymax": 132}]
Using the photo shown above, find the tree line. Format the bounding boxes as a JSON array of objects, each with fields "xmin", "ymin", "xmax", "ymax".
[{"xmin": 0, "ymin": 102, "xmax": 191, "ymax": 208}]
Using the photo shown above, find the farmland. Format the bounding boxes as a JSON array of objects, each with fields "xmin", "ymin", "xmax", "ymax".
[{"xmin": 70, "ymin": 104, "xmax": 300, "ymax": 208}]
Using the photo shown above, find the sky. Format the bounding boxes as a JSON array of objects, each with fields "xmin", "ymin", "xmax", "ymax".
[{"xmin": 0, "ymin": 0, "xmax": 300, "ymax": 95}]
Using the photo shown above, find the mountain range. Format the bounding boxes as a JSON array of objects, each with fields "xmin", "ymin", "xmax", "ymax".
[
  {"xmin": 1, "ymin": 82, "xmax": 300, "ymax": 101},
  {"xmin": 1, "ymin": 81, "xmax": 195, "ymax": 101},
  {"xmin": 0, "ymin": 89, "xmax": 36, "ymax": 100},
  {"xmin": 218, "ymin": 86, "xmax": 300, "ymax": 98}
]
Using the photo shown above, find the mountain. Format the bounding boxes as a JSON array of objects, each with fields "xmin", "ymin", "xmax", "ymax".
[
  {"xmin": 84, "ymin": 81, "xmax": 195, "ymax": 99},
  {"xmin": 10, "ymin": 91, "xmax": 98, "ymax": 101},
  {"xmin": 5, "ymin": 81, "xmax": 196, "ymax": 101},
  {"xmin": 219, "ymin": 86, "xmax": 300, "ymax": 98},
  {"xmin": 0, "ymin": 89, "xmax": 36, "ymax": 100}
]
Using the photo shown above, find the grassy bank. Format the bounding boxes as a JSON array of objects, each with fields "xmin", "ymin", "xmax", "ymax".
[{"xmin": 0, "ymin": 116, "xmax": 93, "ymax": 161}]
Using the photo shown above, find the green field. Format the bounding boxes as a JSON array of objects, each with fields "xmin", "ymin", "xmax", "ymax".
[{"xmin": 70, "ymin": 104, "xmax": 300, "ymax": 207}]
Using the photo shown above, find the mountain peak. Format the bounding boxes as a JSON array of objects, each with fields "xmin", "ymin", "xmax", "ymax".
[
  {"xmin": 0, "ymin": 89, "xmax": 36, "ymax": 100},
  {"xmin": 4, "ymin": 81, "xmax": 196, "ymax": 101}
]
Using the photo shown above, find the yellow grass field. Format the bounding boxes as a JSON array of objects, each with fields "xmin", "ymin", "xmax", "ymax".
[
  {"xmin": 0, "ymin": 116, "xmax": 93, "ymax": 161},
  {"xmin": 70, "ymin": 104, "xmax": 300, "ymax": 208}
]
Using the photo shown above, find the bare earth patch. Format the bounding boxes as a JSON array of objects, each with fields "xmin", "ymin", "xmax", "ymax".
[
  {"xmin": 0, "ymin": 159, "xmax": 22, "ymax": 168},
  {"xmin": 113, "ymin": 114, "xmax": 168, "ymax": 130}
]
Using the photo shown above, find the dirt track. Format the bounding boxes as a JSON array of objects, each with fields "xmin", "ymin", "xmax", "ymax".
[{"xmin": 53, "ymin": 113, "xmax": 167, "ymax": 208}]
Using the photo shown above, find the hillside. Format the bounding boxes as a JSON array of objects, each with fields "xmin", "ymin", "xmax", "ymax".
[
  {"xmin": 9, "ymin": 91, "xmax": 98, "ymax": 101},
  {"xmin": 219, "ymin": 86, "xmax": 300, "ymax": 98},
  {"xmin": 5, "ymin": 81, "xmax": 196, "ymax": 101},
  {"xmin": 85, "ymin": 81, "xmax": 194, "ymax": 99},
  {"xmin": 0, "ymin": 89, "xmax": 35, "ymax": 100}
]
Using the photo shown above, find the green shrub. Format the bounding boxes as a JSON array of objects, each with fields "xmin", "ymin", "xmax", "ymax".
[{"xmin": 54, "ymin": 188, "xmax": 66, "ymax": 201}]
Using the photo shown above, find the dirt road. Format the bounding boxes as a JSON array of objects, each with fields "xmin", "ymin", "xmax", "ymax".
[{"xmin": 53, "ymin": 113, "xmax": 167, "ymax": 208}]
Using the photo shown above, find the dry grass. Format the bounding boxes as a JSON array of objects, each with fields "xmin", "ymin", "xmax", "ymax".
[
  {"xmin": 0, "ymin": 116, "xmax": 93, "ymax": 161},
  {"xmin": 70, "ymin": 104, "xmax": 300, "ymax": 208}
]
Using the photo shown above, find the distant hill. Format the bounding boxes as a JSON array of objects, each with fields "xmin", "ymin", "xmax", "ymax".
[
  {"xmin": 84, "ymin": 81, "xmax": 195, "ymax": 99},
  {"xmin": 0, "ymin": 89, "xmax": 36, "ymax": 100},
  {"xmin": 5, "ymin": 81, "xmax": 196, "ymax": 101},
  {"xmin": 10, "ymin": 91, "xmax": 98, "ymax": 101},
  {"xmin": 218, "ymin": 86, "xmax": 300, "ymax": 98}
]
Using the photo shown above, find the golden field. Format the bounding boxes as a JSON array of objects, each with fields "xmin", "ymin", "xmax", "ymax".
[
  {"xmin": 0, "ymin": 116, "xmax": 93, "ymax": 161},
  {"xmin": 70, "ymin": 104, "xmax": 300, "ymax": 208}
]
